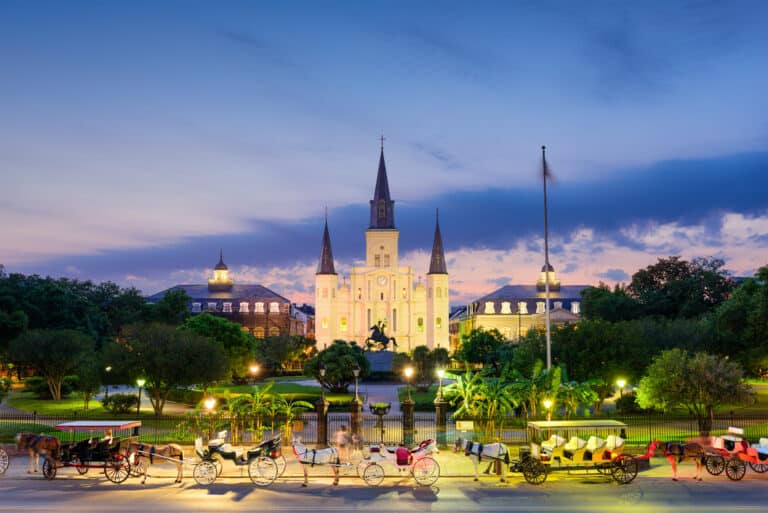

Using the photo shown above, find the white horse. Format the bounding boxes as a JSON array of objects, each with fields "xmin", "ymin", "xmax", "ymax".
[
  {"xmin": 291, "ymin": 437, "xmax": 340, "ymax": 487},
  {"xmin": 454, "ymin": 438, "xmax": 509, "ymax": 482}
]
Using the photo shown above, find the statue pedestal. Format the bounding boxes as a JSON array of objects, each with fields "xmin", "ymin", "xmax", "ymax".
[{"xmin": 366, "ymin": 351, "xmax": 396, "ymax": 373}]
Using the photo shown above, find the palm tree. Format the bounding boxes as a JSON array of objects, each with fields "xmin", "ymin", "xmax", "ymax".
[
  {"xmin": 557, "ymin": 380, "xmax": 598, "ymax": 418},
  {"xmin": 443, "ymin": 366, "xmax": 486, "ymax": 419},
  {"xmin": 278, "ymin": 397, "xmax": 314, "ymax": 440},
  {"xmin": 508, "ymin": 361, "xmax": 561, "ymax": 418}
]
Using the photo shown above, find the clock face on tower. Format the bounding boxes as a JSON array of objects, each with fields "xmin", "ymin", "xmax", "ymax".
[{"xmin": 377, "ymin": 275, "xmax": 388, "ymax": 286}]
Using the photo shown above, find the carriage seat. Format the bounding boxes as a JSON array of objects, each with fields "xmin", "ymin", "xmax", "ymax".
[
  {"xmin": 606, "ymin": 435, "xmax": 625, "ymax": 451},
  {"xmin": 218, "ymin": 443, "xmax": 244, "ymax": 460},
  {"xmin": 195, "ymin": 438, "xmax": 206, "ymax": 458},
  {"xmin": 541, "ymin": 435, "xmax": 566, "ymax": 452},
  {"xmin": 584, "ymin": 436, "xmax": 606, "ymax": 461},
  {"xmin": 749, "ymin": 438, "xmax": 768, "ymax": 460},
  {"xmin": 563, "ymin": 437, "xmax": 586, "ymax": 459},
  {"xmin": 208, "ymin": 431, "xmax": 228, "ymax": 447}
]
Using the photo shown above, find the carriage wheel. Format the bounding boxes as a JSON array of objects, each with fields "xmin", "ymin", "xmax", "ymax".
[
  {"xmin": 42, "ymin": 459, "xmax": 57, "ymax": 480},
  {"xmin": 104, "ymin": 457, "xmax": 131, "ymax": 483},
  {"xmin": 71, "ymin": 456, "xmax": 88, "ymax": 475},
  {"xmin": 725, "ymin": 458, "xmax": 747, "ymax": 481},
  {"xmin": 193, "ymin": 461, "xmax": 218, "ymax": 485},
  {"xmin": 129, "ymin": 459, "xmax": 146, "ymax": 478},
  {"xmin": 275, "ymin": 454, "xmax": 287, "ymax": 477},
  {"xmin": 749, "ymin": 462, "xmax": 768, "ymax": 473},
  {"xmin": 0, "ymin": 447, "xmax": 10, "ymax": 476},
  {"xmin": 362, "ymin": 462, "xmax": 385, "ymax": 486},
  {"xmin": 611, "ymin": 455, "xmax": 638, "ymax": 484},
  {"xmin": 248, "ymin": 456, "xmax": 278, "ymax": 486},
  {"xmin": 704, "ymin": 456, "xmax": 725, "ymax": 476},
  {"xmin": 356, "ymin": 460, "xmax": 369, "ymax": 478},
  {"xmin": 412, "ymin": 457, "xmax": 440, "ymax": 486},
  {"xmin": 522, "ymin": 459, "xmax": 547, "ymax": 485}
]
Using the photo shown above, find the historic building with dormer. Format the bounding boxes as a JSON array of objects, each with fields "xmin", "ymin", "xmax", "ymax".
[
  {"xmin": 148, "ymin": 251, "xmax": 311, "ymax": 338},
  {"xmin": 314, "ymin": 146, "xmax": 449, "ymax": 351}
]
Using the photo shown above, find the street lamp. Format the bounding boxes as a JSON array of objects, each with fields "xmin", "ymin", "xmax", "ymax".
[
  {"xmin": 436, "ymin": 368, "xmax": 445, "ymax": 401},
  {"xmin": 204, "ymin": 396, "xmax": 216, "ymax": 412},
  {"xmin": 352, "ymin": 363, "xmax": 360, "ymax": 402},
  {"xmin": 136, "ymin": 378, "xmax": 146, "ymax": 416},
  {"xmin": 404, "ymin": 366, "xmax": 414, "ymax": 402},
  {"xmin": 543, "ymin": 398, "xmax": 553, "ymax": 422},
  {"xmin": 104, "ymin": 366, "xmax": 112, "ymax": 400},
  {"xmin": 250, "ymin": 364, "xmax": 259, "ymax": 385},
  {"xmin": 319, "ymin": 363, "xmax": 327, "ymax": 403},
  {"xmin": 616, "ymin": 378, "xmax": 626, "ymax": 399}
]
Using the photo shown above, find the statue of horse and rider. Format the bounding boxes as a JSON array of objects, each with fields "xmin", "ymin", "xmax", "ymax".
[{"xmin": 365, "ymin": 321, "xmax": 397, "ymax": 351}]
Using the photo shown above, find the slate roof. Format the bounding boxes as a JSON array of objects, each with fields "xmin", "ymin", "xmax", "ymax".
[
  {"xmin": 469, "ymin": 284, "xmax": 591, "ymax": 315},
  {"xmin": 316, "ymin": 219, "xmax": 336, "ymax": 275},
  {"xmin": 428, "ymin": 214, "xmax": 447, "ymax": 275},
  {"xmin": 369, "ymin": 149, "xmax": 395, "ymax": 229},
  {"xmin": 147, "ymin": 284, "xmax": 290, "ymax": 303}
]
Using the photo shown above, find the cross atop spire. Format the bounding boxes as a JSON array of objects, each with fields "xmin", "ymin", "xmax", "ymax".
[{"xmin": 380, "ymin": 132, "xmax": 386, "ymax": 151}]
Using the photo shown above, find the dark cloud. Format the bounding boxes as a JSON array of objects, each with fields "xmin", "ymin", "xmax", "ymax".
[
  {"xmin": 17, "ymin": 151, "xmax": 768, "ymax": 292},
  {"xmin": 489, "ymin": 276, "xmax": 512, "ymax": 287},
  {"xmin": 596, "ymin": 268, "xmax": 630, "ymax": 282},
  {"xmin": 562, "ymin": 263, "xmax": 579, "ymax": 274}
]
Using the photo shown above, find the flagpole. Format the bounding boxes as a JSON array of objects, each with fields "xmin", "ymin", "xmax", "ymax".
[{"xmin": 542, "ymin": 145, "xmax": 552, "ymax": 370}]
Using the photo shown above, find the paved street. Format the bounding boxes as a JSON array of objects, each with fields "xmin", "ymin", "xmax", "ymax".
[{"xmin": 3, "ymin": 454, "xmax": 768, "ymax": 512}]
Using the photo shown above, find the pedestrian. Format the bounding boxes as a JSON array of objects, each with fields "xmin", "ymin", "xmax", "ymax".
[{"xmin": 334, "ymin": 425, "xmax": 350, "ymax": 462}]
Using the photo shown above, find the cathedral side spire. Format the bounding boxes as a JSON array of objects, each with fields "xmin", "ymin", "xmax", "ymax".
[
  {"xmin": 369, "ymin": 143, "xmax": 395, "ymax": 229},
  {"xmin": 316, "ymin": 217, "xmax": 337, "ymax": 275},
  {"xmin": 428, "ymin": 209, "xmax": 447, "ymax": 274}
]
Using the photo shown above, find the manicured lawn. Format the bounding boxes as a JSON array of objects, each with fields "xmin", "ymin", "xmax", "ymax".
[
  {"xmin": 396, "ymin": 384, "xmax": 439, "ymax": 410},
  {"xmin": 6, "ymin": 391, "xmax": 107, "ymax": 416},
  {"xmin": 207, "ymin": 381, "xmax": 354, "ymax": 406}
]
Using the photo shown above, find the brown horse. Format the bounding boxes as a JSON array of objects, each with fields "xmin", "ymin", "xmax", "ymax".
[
  {"xmin": 127, "ymin": 441, "xmax": 184, "ymax": 484},
  {"xmin": 15, "ymin": 433, "xmax": 60, "ymax": 474},
  {"xmin": 649, "ymin": 439, "xmax": 709, "ymax": 481}
]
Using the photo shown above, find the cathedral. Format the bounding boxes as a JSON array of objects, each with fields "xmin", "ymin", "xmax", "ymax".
[{"xmin": 314, "ymin": 146, "xmax": 449, "ymax": 351}]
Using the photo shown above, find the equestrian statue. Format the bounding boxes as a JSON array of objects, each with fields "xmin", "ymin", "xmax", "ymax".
[{"xmin": 365, "ymin": 320, "xmax": 397, "ymax": 351}]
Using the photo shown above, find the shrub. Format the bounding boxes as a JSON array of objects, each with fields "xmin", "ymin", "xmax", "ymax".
[
  {"xmin": 102, "ymin": 393, "xmax": 139, "ymax": 414},
  {"xmin": 616, "ymin": 391, "xmax": 645, "ymax": 414}
]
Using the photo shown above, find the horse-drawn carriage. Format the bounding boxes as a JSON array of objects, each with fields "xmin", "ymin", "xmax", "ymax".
[
  {"xmin": 356, "ymin": 439, "xmax": 440, "ymax": 486},
  {"xmin": 521, "ymin": 420, "xmax": 639, "ymax": 485},
  {"xmin": 731, "ymin": 437, "xmax": 768, "ymax": 480},
  {"xmin": 40, "ymin": 421, "xmax": 139, "ymax": 483},
  {"xmin": 192, "ymin": 431, "xmax": 284, "ymax": 486}
]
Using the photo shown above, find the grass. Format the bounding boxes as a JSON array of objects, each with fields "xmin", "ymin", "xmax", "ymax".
[
  {"xmin": 207, "ymin": 381, "xmax": 354, "ymax": 406},
  {"xmin": 6, "ymin": 391, "xmax": 107, "ymax": 416},
  {"xmin": 396, "ymin": 384, "xmax": 439, "ymax": 410}
]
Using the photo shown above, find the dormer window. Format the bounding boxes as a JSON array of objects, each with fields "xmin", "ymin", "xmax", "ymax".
[
  {"xmin": 207, "ymin": 302, "xmax": 217, "ymax": 311},
  {"xmin": 192, "ymin": 302, "xmax": 202, "ymax": 313},
  {"xmin": 518, "ymin": 301, "xmax": 528, "ymax": 314},
  {"xmin": 536, "ymin": 302, "xmax": 545, "ymax": 314},
  {"xmin": 254, "ymin": 302, "xmax": 265, "ymax": 313},
  {"xmin": 222, "ymin": 302, "xmax": 232, "ymax": 313},
  {"xmin": 269, "ymin": 302, "xmax": 280, "ymax": 313},
  {"xmin": 571, "ymin": 302, "xmax": 581, "ymax": 315},
  {"xmin": 484, "ymin": 302, "xmax": 495, "ymax": 314},
  {"xmin": 554, "ymin": 301, "xmax": 562, "ymax": 310},
  {"xmin": 501, "ymin": 301, "xmax": 512, "ymax": 314},
  {"xmin": 239, "ymin": 302, "xmax": 250, "ymax": 313}
]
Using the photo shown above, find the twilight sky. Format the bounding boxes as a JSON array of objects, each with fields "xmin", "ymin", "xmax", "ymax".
[{"xmin": 2, "ymin": 0, "xmax": 767, "ymax": 305}]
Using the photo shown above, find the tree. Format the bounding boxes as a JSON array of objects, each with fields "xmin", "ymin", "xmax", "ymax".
[
  {"xmin": 303, "ymin": 340, "xmax": 369, "ymax": 393},
  {"xmin": 637, "ymin": 349, "xmax": 755, "ymax": 433},
  {"xmin": 580, "ymin": 283, "xmax": 642, "ymax": 322},
  {"xmin": 454, "ymin": 328, "xmax": 505, "ymax": 365},
  {"xmin": 181, "ymin": 313, "xmax": 257, "ymax": 381},
  {"xmin": 629, "ymin": 256, "xmax": 734, "ymax": 318},
  {"xmin": 411, "ymin": 345, "xmax": 450, "ymax": 391},
  {"xmin": 146, "ymin": 289, "xmax": 191, "ymax": 325},
  {"xmin": 508, "ymin": 361, "xmax": 561, "ymax": 418},
  {"xmin": 110, "ymin": 322, "xmax": 227, "ymax": 414},
  {"xmin": 9, "ymin": 329, "xmax": 93, "ymax": 400},
  {"xmin": 254, "ymin": 335, "xmax": 316, "ymax": 376},
  {"xmin": 75, "ymin": 356, "xmax": 104, "ymax": 411}
]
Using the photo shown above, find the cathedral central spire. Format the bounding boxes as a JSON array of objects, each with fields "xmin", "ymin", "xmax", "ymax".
[
  {"xmin": 316, "ymin": 216, "xmax": 337, "ymax": 275},
  {"xmin": 370, "ymin": 144, "xmax": 395, "ymax": 229},
  {"xmin": 428, "ymin": 209, "xmax": 447, "ymax": 275}
]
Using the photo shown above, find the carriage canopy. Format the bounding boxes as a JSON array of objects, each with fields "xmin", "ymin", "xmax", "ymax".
[
  {"xmin": 55, "ymin": 421, "xmax": 141, "ymax": 432},
  {"xmin": 527, "ymin": 420, "xmax": 627, "ymax": 444}
]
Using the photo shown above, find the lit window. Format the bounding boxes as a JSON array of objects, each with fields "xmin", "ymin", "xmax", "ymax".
[
  {"xmin": 501, "ymin": 301, "xmax": 512, "ymax": 314},
  {"xmin": 357, "ymin": 288, "xmax": 362, "ymax": 299},
  {"xmin": 223, "ymin": 302, "xmax": 232, "ymax": 313},
  {"xmin": 239, "ymin": 302, "xmax": 250, "ymax": 313},
  {"xmin": 401, "ymin": 288, "xmax": 407, "ymax": 299},
  {"xmin": 192, "ymin": 303, "xmax": 202, "ymax": 313},
  {"xmin": 436, "ymin": 317, "xmax": 442, "ymax": 329},
  {"xmin": 554, "ymin": 301, "xmax": 563, "ymax": 310},
  {"xmin": 417, "ymin": 317, "xmax": 424, "ymax": 332},
  {"xmin": 269, "ymin": 327, "xmax": 280, "ymax": 337},
  {"xmin": 484, "ymin": 302, "xmax": 495, "ymax": 314},
  {"xmin": 340, "ymin": 317, "xmax": 348, "ymax": 332},
  {"xmin": 571, "ymin": 302, "xmax": 581, "ymax": 315},
  {"xmin": 254, "ymin": 327, "xmax": 265, "ymax": 338},
  {"xmin": 270, "ymin": 302, "xmax": 280, "ymax": 313},
  {"xmin": 255, "ymin": 302, "xmax": 265, "ymax": 313},
  {"xmin": 380, "ymin": 292, "xmax": 384, "ymax": 300},
  {"xmin": 518, "ymin": 301, "xmax": 528, "ymax": 314},
  {"xmin": 322, "ymin": 317, "xmax": 328, "ymax": 328},
  {"xmin": 207, "ymin": 302, "xmax": 217, "ymax": 311},
  {"xmin": 536, "ymin": 302, "xmax": 545, "ymax": 314}
]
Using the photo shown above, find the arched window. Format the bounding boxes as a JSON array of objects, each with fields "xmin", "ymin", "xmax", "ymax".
[
  {"xmin": 436, "ymin": 287, "xmax": 442, "ymax": 298},
  {"xmin": 436, "ymin": 317, "xmax": 442, "ymax": 329},
  {"xmin": 322, "ymin": 317, "xmax": 328, "ymax": 329},
  {"xmin": 269, "ymin": 326, "xmax": 280, "ymax": 337},
  {"xmin": 254, "ymin": 327, "xmax": 265, "ymax": 338},
  {"xmin": 417, "ymin": 317, "xmax": 424, "ymax": 332},
  {"xmin": 340, "ymin": 317, "xmax": 348, "ymax": 332}
]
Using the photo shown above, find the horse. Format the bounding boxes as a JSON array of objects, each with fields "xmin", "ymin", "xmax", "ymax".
[
  {"xmin": 454, "ymin": 438, "xmax": 509, "ymax": 482},
  {"xmin": 648, "ymin": 438, "xmax": 709, "ymax": 481},
  {"xmin": 126, "ymin": 441, "xmax": 185, "ymax": 484},
  {"xmin": 365, "ymin": 323, "xmax": 397, "ymax": 351},
  {"xmin": 15, "ymin": 433, "xmax": 60, "ymax": 474},
  {"xmin": 291, "ymin": 437, "xmax": 340, "ymax": 487}
]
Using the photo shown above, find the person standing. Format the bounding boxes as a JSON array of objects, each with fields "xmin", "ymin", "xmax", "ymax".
[{"xmin": 334, "ymin": 425, "xmax": 350, "ymax": 462}]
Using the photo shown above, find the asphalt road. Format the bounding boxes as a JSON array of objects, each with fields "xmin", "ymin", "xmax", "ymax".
[{"xmin": 3, "ymin": 471, "xmax": 768, "ymax": 513}]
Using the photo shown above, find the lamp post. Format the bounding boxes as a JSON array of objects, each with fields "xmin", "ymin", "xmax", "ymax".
[
  {"xmin": 436, "ymin": 368, "xmax": 445, "ymax": 401},
  {"xmin": 136, "ymin": 378, "xmax": 146, "ymax": 416},
  {"xmin": 353, "ymin": 364, "xmax": 360, "ymax": 402},
  {"xmin": 316, "ymin": 363, "xmax": 329, "ymax": 447},
  {"xmin": 250, "ymin": 364, "xmax": 259, "ymax": 385},
  {"xmin": 204, "ymin": 396, "xmax": 216, "ymax": 412},
  {"xmin": 404, "ymin": 366, "xmax": 414, "ymax": 402},
  {"xmin": 543, "ymin": 398, "xmax": 553, "ymax": 422},
  {"xmin": 616, "ymin": 379, "xmax": 626, "ymax": 399},
  {"xmin": 319, "ymin": 363, "xmax": 327, "ymax": 403},
  {"xmin": 351, "ymin": 363, "xmax": 361, "ymax": 436},
  {"xmin": 104, "ymin": 365, "xmax": 112, "ymax": 400}
]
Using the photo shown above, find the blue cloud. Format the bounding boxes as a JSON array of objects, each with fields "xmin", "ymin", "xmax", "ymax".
[{"xmin": 596, "ymin": 268, "xmax": 630, "ymax": 282}]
